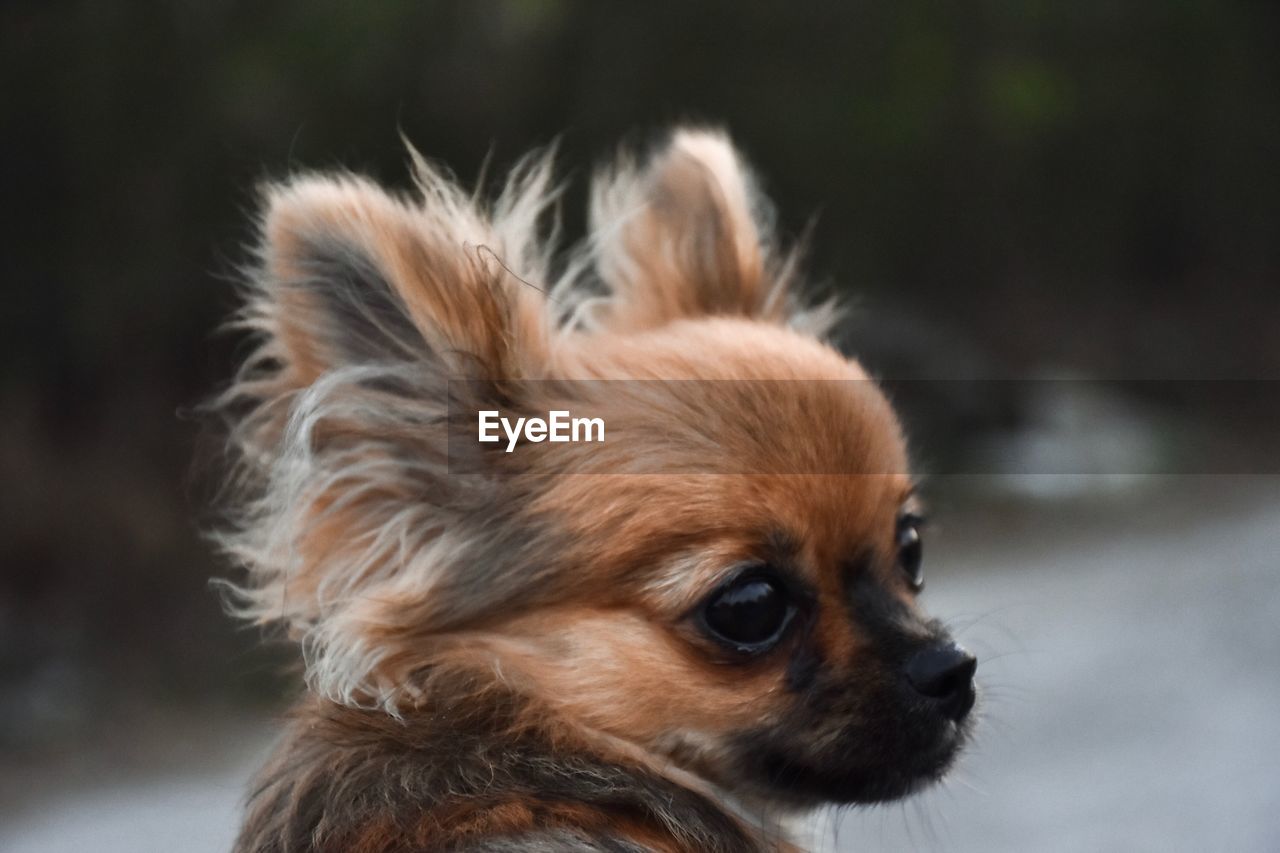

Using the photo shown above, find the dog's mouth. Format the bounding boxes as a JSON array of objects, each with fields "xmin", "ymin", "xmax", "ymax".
[
  {"xmin": 764, "ymin": 722, "xmax": 968, "ymax": 805},
  {"xmin": 731, "ymin": 679, "xmax": 977, "ymax": 806}
]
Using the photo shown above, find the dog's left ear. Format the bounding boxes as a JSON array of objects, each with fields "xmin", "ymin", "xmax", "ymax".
[{"xmin": 588, "ymin": 128, "xmax": 815, "ymax": 331}]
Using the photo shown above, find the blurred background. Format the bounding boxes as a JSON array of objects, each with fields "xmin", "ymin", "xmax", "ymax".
[{"xmin": 2, "ymin": 2, "xmax": 1277, "ymax": 850}]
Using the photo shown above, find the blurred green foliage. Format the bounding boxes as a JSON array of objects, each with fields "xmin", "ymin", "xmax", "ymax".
[{"xmin": 1, "ymin": 1, "xmax": 1277, "ymax": 735}]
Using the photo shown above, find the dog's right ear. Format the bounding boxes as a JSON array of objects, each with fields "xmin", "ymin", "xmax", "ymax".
[
  {"xmin": 214, "ymin": 154, "xmax": 563, "ymax": 707},
  {"xmin": 248, "ymin": 159, "xmax": 554, "ymax": 392}
]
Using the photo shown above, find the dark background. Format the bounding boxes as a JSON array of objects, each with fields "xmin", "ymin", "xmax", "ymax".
[{"xmin": 3, "ymin": 0, "xmax": 1278, "ymax": 759}]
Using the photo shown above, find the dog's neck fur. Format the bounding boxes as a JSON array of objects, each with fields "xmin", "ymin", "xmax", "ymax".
[{"xmin": 236, "ymin": 682, "xmax": 792, "ymax": 852}]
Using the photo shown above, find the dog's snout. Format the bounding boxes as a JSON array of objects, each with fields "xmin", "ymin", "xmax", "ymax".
[{"xmin": 905, "ymin": 643, "xmax": 977, "ymax": 722}]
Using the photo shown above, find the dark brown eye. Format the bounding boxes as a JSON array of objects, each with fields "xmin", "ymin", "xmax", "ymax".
[
  {"xmin": 702, "ymin": 573, "xmax": 793, "ymax": 652},
  {"xmin": 898, "ymin": 515, "xmax": 924, "ymax": 591}
]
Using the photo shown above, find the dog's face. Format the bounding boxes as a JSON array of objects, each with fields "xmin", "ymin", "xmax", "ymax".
[
  {"xmin": 220, "ymin": 128, "xmax": 974, "ymax": 811},
  {"xmin": 494, "ymin": 321, "xmax": 975, "ymax": 806}
]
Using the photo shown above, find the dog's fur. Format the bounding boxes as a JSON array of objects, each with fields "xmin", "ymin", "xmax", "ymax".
[{"xmin": 214, "ymin": 129, "xmax": 974, "ymax": 851}]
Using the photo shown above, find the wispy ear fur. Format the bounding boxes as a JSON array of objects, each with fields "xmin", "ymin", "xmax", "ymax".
[
  {"xmin": 211, "ymin": 128, "xmax": 831, "ymax": 711},
  {"xmin": 212, "ymin": 147, "xmax": 566, "ymax": 709},
  {"xmin": 586, "ymin": 128, "xmax": 836, "ymax": 335}
]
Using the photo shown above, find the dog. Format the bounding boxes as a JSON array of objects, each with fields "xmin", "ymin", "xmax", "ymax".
[{"xmin": 213, "ymin": 128, "xmax": 977, "ymax": 851}]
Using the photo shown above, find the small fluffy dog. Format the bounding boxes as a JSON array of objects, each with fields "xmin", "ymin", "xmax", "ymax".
[{"xmin": 215, "ymin": 128, "xmax": 976, "ymax": 852}]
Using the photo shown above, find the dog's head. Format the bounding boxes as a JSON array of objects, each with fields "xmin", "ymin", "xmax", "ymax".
[{"xmin": 217, "ymin": 128, "xmax": 975, "ymax": 808}]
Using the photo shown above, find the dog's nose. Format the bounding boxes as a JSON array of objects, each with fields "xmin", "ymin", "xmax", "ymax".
[{"xmin": 906, "ymin": 643, "xmax": 977, "ymax": 722}]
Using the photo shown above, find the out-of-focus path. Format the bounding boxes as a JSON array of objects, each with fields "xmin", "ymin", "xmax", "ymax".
[
  {"xmin": 816, "ymin": 476, "xmax": 1280, "ymax": 852},
  {"xmin": 0, "ymin": 714, "xmax": 274, "ymax": 853},
  {"xmin": 4, "ymin": 477, "xmax": 1278, "ymax": 852}
]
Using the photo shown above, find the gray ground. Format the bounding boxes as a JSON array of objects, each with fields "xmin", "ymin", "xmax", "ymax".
[
  {"xmin": 814, "ymin": 476, "xmax": 1280, "ymax": 853},
  {"xmin": 5, "ymin": 476, "xmax": 1278, "ymax": 852}
]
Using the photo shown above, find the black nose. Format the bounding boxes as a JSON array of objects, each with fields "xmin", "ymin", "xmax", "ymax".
[{"xmin": 906, "ymin": 644, "xmax": 977, "ymax": 722}]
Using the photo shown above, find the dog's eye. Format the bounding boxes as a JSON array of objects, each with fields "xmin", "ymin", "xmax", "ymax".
[
  {"xmin": 702, "ymin": 573, "xmax": 793, "ymax": 652},
  {"xmin": 898, "ymin": 515, "xmax": 924, "ymax": 591}
]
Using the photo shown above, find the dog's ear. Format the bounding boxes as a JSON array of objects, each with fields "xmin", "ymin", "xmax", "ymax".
[
  {"xmin": 251, "ymin": 158, "xmax": 553, "ymax": 390},
  {"xmin": 588, "ymin": 128, "xmax": 816, "ymax": 331},
  {"xmin": 215, "ymin": 154, "xmax": 562, "ymax": 708}
]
